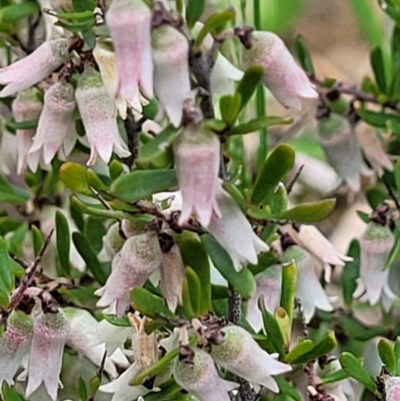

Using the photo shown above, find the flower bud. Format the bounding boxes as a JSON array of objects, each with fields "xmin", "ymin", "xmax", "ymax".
[
  {"xmin": 152, "ymin": 25, "xmax": 191, "ymax": 127},
  {"xmin": 282, "ymin": 245, "xmax": 334, "ymax": 323},
  {"xmin": 160, "ymin": 244, "xmax": 185, "ymax": 312},
  {"xmin": 354, "ymin": 221, "xmax": 395, "ymax": 306},
  {"xmin": 317, "ymin": 113, "xmax": 372, "ymax": 193},
  {"xmin": 29, "ymin": 81, "xmax": 76, "ymax": 168},
  {"xmin": 12, "ymin": 88, "xmax": 43, "ymax": 174},
  {"xmin": 26, "ymin": 309, "xmax": 70, "ymax": 401},
  {"xmin": 241, "ymin": 31, "xmax": 317, "ymax": 110},
  {"xmin": 96, "ymin": 232, "xmax": 162, "ymax": 317},
  {"xmin": 386, "ymin": 376, "xmax": 400, "ymax": 401},
  {"xmin": 0, "ymin": 311, "xmax": 33, "ymax": 387},
  {"xmin": 208, "ymin": 186, "xmax": 269, "ymax": 271},
  {"xmin": 210, "ymin": 325, "xmax": 291, "ymax": 391},
  {"xmin": 106, "ymin": 0, "xmax": 153, "ymax": 101},
  {"xmin": 174, "ymin": 122, "xmax": 221, "ymax": 227},
  {"xmin": 0, "ymin": 39, "xmax": 69, "ymax": 97},
  {"xmin": 75, "ymin": 67, "xmax": 131, "ymax": 165},
  {"xmin": 174, "ymin": 347, "xmax": 237, "ymax": 401}
]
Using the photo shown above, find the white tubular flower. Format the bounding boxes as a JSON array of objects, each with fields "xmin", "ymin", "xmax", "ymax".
[
  {"xmin": 241, "ymin": 31, "xmax": 317, "ymax": 110},
  {"xmin": 385, "ymin": 376, "xmax": 400, "ymax": 401},
  {"xmin": 210, "ymin": 325, "xmax": 291, "ymax": 392},
  {"xmin": 353, "ymin": 221, "xmax": 395, "ymax": 307},
  {"xmin": 106, "ymin": 0, "xmax": 153, "ymax": 102},
  {"xmin": 208, "ymin": 186, "xmax": 269, "ymax": 271},
  {"xmin": 63, "ymin": 308, "xmax": 124, "ymax": 379},
  {"xmin": 317, "ymin": 113, "xmax": 372, "ymax": 193},
  {"xmin": 96, "ymin": 232, "xmax": 162, "ymax": 317},
  {"xmin": 75, "ymin": 67, "xmax": 130, "ymax": 165},
  {"xmin": 289, "ymin": 225, "xmax": 352, "ymax": 282},
  {"xmin": 174, "ymin": 347, "xmax": 238, "ymax": 401},
  {"xmin": 11, "ymin": 88, "xmax": 43, "ymax": 174},
  {"xmin": 245, "ymin": 264, "xmax": 282, "ymax": 332},
  {"xmin": 0, "ymin": 311, "xmax": 33, "ymax": 387},
  {"xmin": 174, "ymin": 121, "xmax": 221, "ymax": 227},
  {"xmin": 29, "ymin": 81, "xmax": 76, "ymax": 167},
  {"xmin": 152, "ymin": 25, "xmax": 191, "ymax": 127},
  {"xmin": 96, "ymin": 319, "xmax": 131, "ymax": 355},
  {"xmin": 160, "ymin": 244, "xmax": 185, "ymax": 312},
  {"xmin": 26, "ymin": 309, "xmax": 70, "ymax": 401},
  {"xmin": 0, "ymin": 39, "xmax": 69, "ymax": 98},
  {"xmin": 282, "ymin": 244, "xmax": 334, "ymax": 323}
]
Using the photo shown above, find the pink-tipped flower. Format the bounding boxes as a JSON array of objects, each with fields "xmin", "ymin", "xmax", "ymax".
[
  {"xmin": 29, "ymin": 81, "xmax": 76, "ymax": 167},
  {"xmin": 96, "ymin": 232, "xmax": 162, "ymax": 317},
  {"xmin": 106, "ymin": 0, "xmax": 153, "ymax": 103},
  {"xmin": 26, "ymin": 309, "xmax": 70, "ymax": 401},
  {"xmin": 160, "ymin": 244, "xmax": 185, "ymax": 312},
  {"xmin": 152, "ymin": 25, "xmax": 191, "ymax": 127},
  {"xmin": 174, "ymin": 347, "xmax": 237, "ymax": 401},
  {"xmin": 0, "ymin": 38, "xmax": 69, "ymax": 98},
  {"xmin": 241, "ymin": 31, "xmax": 317, "ymax": 110},
  {"xmin": 75, "ymin": 67, "xmax": 130, "ymax": 165},
  {"xmin": 353, "ymin": 221, "xmax": 395, "ymax": 307},
  {"xmin": 0, "ymin": 311, "xmax": 33, "ymax": 387},
  {"xmin": 317, "ymin": 113, "xmax": 372, "ymax": 193},
  {"xmin": 245, "ymin": 264, "xmax": 282, "ymax": 332},
  {"xmin": 12, "ymin": 88, "xmax": 43, "ymax": 174},
  {"xmin": 210, "ymin": 325, "xmax": 291, "ymax": 392},
  {"xmin": 386, "ymin": 376, "xmax": 400, "ymax": 401},
  {"xmin": 174, "ymin": 121, "xmax": 221, "ymax": 227},
  {"xmin": 208, "ymin": 186, "xmax": 269, "ymax": 271}
]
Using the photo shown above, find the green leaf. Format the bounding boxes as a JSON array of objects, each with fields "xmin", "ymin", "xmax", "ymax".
[
  {"xmin": 391, "ymin": 25, "xmax": 400, "ymax": 99},
  {"xmin": 247, "ymin": 252, "xmax": 279, "ymax": 275},
  {"xmin": 186, "ymin": 0, "xmax": 205, "ymax": 29},
  {"xmin": 72, "ymin": 232, "xmax": 109, "ymax": 285},
  {"xmin": 201, "ymin": 234, "xmax": 256, "ymax": 298},
  {"xmin": 251, "ymin": 144, "xmax": 295, "ymax": 205},
  {"xmin": 276, "ymin": 199, "xmax": 336, "ymax": 223},
  {"xmin": 0, "ymin": 3, "xmax": 38, "ymax": 22},
  {"xmin": 366, "ymin": 187, "xmax": 387, "ymax": 209},
  {"xmin": 56, "ymin": 211, "xmax": 71, "ymax": 276},
  {"xmin": 357, "ymin": 108, "xmax": 400, "ymax": 128},
  {"xmin": 131, "ymin": 287, "xmax": 174, "ymax": 319},
  {"xmin": 72, "ymin": 0, "xmax": 95, "ymax": 12},
  {"xmin": 394, "ymin": 337, "xmax": 400, "ymax": 375},
  {"xmin": 340, "ymin": 352, "xmax": 377, "ymax": 393},
  {"xmin": 285, "ymin": 340, "xmax": 313, "ymax": 363},
  {"xmin": 185, "ymin": 267, "xmax": 202, "ymax": 316},
  {"xmin": 76, "ymin": 377, "xmax": 88, "ymax": 401},
  {"xmin": 341, "ymin": 239, "xmax": 360, "ymax": 306},
  {"xmin": 178, "ymin": 233, "xmax": 211, "ymax": 314},
  {"xmin": 2, "ymin": 383, "xmax": 26, "ymax": 401},
  {"xmin": 194, "ymin": 8, "xmax": 235, "ymax": 47},
  {"xmin": 227, "ymin": 116, "xmax": 293, "ymax": 136},
  {"xmin": 59, "ymin": 163, "xmax": 92, "ymax": 196},
  {"xmin": 370, "ymin": 46, "xmax": 387, "ymax": 93},
  {"xmin": 103, "ymin": 314, "xmax": 130, "ymax": 327},
  {"xmin": 275, "ymin": 376, "xmax": 301, "ymax": 401},
  {"xmin": 280, "ymin": 261, "xmax": 296, "ymax": 327},
  {"xmin": 84, "ymin": 217, "xmax": 106, "ymax": 255},
  {"xmin": 259, "ymin": 298, "xmax": 285, "ymax": 359},
  {"xmin": 219, "ymin": 93, "xmax": 242, "ymax": 126},
  {"xmin": 290, "ymin": 331, "xmax": 337, "ymax": 364},
  {"xmin": 236, "ymin": 66, "xmax": 264, "ymax": 110},
  {"xmin": 293, "ymin": 35, "xmax": 315, "ymax": 75},
  {"xmin": 86, "ymin": 169, "xmax": 108, "ymax": 192},
  {"xmin": 321, "ymin": 368, "xmax": 350, "ymax": 384},
  {"xmin": 111, "ymin": 169, "xmax": 177, "ymax": 203},
  {"xmin": 0, "ymin": 175, "xmax": 29, "ymax": 203},
  {"xmin": 378, "ymin": 338, "xmax": 396, "ymax": 375},
  {"xmin": 31, "ymin": 226, "xmax": 43, "ymax": 257},
  {"xmin": 0, "ymin": 237, "xmax": 14, "ymax": 307}
]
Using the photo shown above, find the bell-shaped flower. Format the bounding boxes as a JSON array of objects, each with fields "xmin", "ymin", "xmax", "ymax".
[
  {"xmin": 317, "ymin": 113, "xmax": 372, "ymax": 193},
  {"xmin": 0, "ymin": 38, "xmax": 69, "ymax": 98},
  {"xmin": 241, "ymin": 31, "xmax": 317, "ymax": 110},
  {"xmin": 11, "ymin": 88, "xmax": 43, "ymax": 174},
  {"xmin": 0, "ymin": 311, "xmax": 33, "ymax": 387},
  {"xmin": 75, "ymin": 66, "xmax": 131, "ymax": 165},
  {"xmin": 160, "ymin": 244, "xmax": 185, "ymax": 312},
  {"xmin": 28, "ymin": 81, "xmax": 76, "ymax": 168},
  {"xmin": 106, "ymin": 0, "xmax": 153, "ymax": 103},
  {"xmin": 63, "ymin": 307, "xmax": 125, "ymax": 378},
  {"xmin": 96, "ymin": 318, "xmax": 131, "ymax": 356},
  {"xmin": 210, "ymin": 325, "xmax": 291, "ymax": 392},
  {"xmin": 208, "ymin": 186, "xmax": 269, "ymax": 271},
  {"xmin": 96, "ymin": 232, "xmax": 162, "ymax": 317},
  {"xmin": 174, "ymin": 347, "xmax": 237, "ymax": 401},
  {"xmin": 104, "ymin": 222, "xmax": 127, "ymax": 258},
  {"xmin": 282, "ymin": 244, "xmax": 334, "ymax": 323},
  {"xmin": 174, "ymin": 121, "xmax": 221, "ymax": 227},
  {"xmin": 385, "ymin": 376, "xmax": 400, "ymax": 401},
  {"xmin": 245, "ymin": 264, "xmax": 282, "ymax": 332},
  {"xmin": 26, "ymin": 309, "xmax": 70, "ymax": 401},
  {"xmin": 353, "ymin": 221, "xmax": 395, "ymax": 307},
  {"xmin": 152, "ymin": 25, "xmax": 191, "ymax": 127}
]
